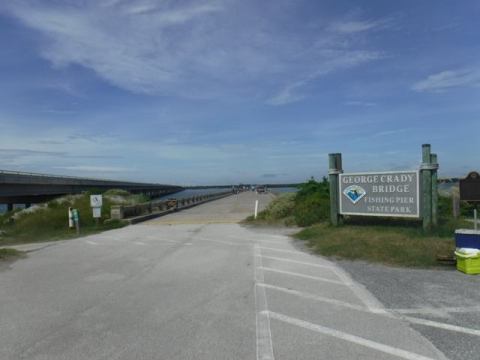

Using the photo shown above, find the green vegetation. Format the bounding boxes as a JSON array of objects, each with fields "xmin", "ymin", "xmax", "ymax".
[
  {"xmin": 245, "ymin": 193, "xmax": 296, "ymax": 225},
  {"xmin": 293, "ymin": 178, "xmax": 330, "ymax": 226},
  {"xmin": 247, "ymin": 178, "xmax": 472, "ymax": 267},
  {"xmin": 245, "ymin": 178, "xmax": 330, "ymax": 226},
  {"xmin": 296, "ymin": 223, "xmax": 458, "ymax": 267},
  {"xmin": 0, "ymin": 248, "xmax": 25, "ymax": 261},
  {"xmin": 0, "ymin": 190, "xmax": 144, "ymax": 246}
]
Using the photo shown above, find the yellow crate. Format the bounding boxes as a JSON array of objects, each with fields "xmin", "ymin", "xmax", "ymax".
[{"xmin": 455, "ymin": 252, "xmax": 480, "ymax": 275}]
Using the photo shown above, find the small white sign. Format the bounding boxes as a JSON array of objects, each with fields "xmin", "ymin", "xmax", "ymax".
[
  {"xmin": 92, "ymin": 207, "xmax": 102, "ymax": 218},
  {"xmin": 90, "ymin": 195, "xmax": 103, "ymax": 207}
]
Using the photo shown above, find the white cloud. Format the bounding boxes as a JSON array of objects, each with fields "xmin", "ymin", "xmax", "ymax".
[
  {"xmin": 412, "ymin": 69, "xmax": 480, "ymax": 92},
  {"xmin": 54, "ymin": 165, "xmax": 130, "ymax": 172},
  {"xmin": 2, "ymin": 0, "xmax": 386, "ymax": 104},
  {"xmin": 268, "ymin": 50, "xmax": 383, "ymax": 105},
  {"xmin": 345, "ymin": 100, "xmax": 377, "ymax": 107},
  {"xmin": 329, "ymin": 20, "xmax": 379, "ymax": 34},
  {"xmin": 267, "ymin": 81, "xmax": 306, "ymax": 106}
]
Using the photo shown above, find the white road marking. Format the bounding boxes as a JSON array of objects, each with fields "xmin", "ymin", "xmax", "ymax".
[
  {"xmin": 267, "ymin": 311, "xmax": 440, "ymax": 360},
  {"xmin": 197, "ymin": 238, "xmax": 248, "ymax": 247},
  {"xmin": 260, "ymin": 281, "xmax": 480, "ymax": 338},
  {"xmin": 330, "ymin": 266, "xmax": 385, "ymax": 312},
  {"xmin": 391, "ymin": 305, "xmax": 480, "ymax": 315},
  {"xmin": 260, "ymin": 255, "xmax": 336, "ymax": 270},
  {"xmin": 134, "ymin": 241, "xmax": 146, "ymax": 246},
  {"xmin": 254, "ymin": 246, "xmax": 275, "ymax": 360},
  {"xmin": 259, "ymin": 246, "xmax": 310, "ymax": 255},
  {"xmin": 85, "ymin": 240, "xmax": 98, "ymax": 245},
  {"xmin": 258, "ymin": 282, "xmax": 368, "ymax": 312},
  {"xmin": 256, "ymin": 239, "xmax": 289, "ymax": 246},
  {"xmin": 259, "ymin": 266, "xmax": 345, "ymax": 285},
  {"xmin": 404, "ymin": 316, "xmax": 480, "ymax": 337},
  {"xmin": 258, "ymin": 244, "xmax": 383, "ymax": 311}
]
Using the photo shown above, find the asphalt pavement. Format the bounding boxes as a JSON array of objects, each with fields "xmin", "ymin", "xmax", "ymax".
[
  {"xmin": 0, "ymin": 192, "xmax": 452, "ymax": 359},
  {"xmin": 340, "ymin": 260, "xmax": 480, "ymax": 360}
]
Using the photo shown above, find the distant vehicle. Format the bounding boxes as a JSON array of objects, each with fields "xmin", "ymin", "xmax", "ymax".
[{"xmin": 256, "ymin": 185, "xmax": 267, "ymax": 194}]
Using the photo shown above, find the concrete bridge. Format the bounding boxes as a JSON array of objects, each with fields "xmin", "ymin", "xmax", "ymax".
[{"xmin": 0, "ymin": 169, "xmax": 183, "ymax": 210}]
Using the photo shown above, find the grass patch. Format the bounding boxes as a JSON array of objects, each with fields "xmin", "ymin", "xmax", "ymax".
[
  {"xmin": 0, "ymin": 191, "xmax": 134, "ymax": 246},
  {"xmin": 0, "ymin": 248, "xmax": 26, "ymax": 261},
  {"xmin": 295, "ymin": 222, "xmax": 460, "ymax": 267}
]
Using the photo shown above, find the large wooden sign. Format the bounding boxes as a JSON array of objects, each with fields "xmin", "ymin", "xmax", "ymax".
[
  {"xmin": 339, "ymin": 171, "xmax": 420, "ymax": 218},
  {"xmin": 460, "ymin": 172, "xmax": 480, "ymax": 203}
]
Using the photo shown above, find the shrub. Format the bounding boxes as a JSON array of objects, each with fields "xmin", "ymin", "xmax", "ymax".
[
  {"xmin": 254, "ymin": 193, "xmax": 295, "ymax": 224},
  {"xmin": 293, "ymin": 178, "xmax": 330, "ymax": 226}
]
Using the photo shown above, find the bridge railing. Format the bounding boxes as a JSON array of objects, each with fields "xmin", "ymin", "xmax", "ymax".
[
  {"xmin": 111, "ymin": 191, "xmax": 233, "ymax": 223},
  {"xmin": 0, "ymin": 169, "xmax": 176, "ymax": 187}
]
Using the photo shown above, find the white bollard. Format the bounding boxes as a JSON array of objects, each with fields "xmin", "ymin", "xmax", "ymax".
[
  {"xmin": 68, "ymin": 207, "xmax": 74, "ymax": 228},
  {"xmin": 254, "ymin": 200, "xmax": 259, "ymax": 219},
  {"xmin": 475, "ymin": 208, "xmax": 478, "ymax": 231}
]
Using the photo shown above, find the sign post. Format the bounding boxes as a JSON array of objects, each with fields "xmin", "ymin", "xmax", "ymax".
[
  {"xmin": 459, "ymin": 171, "xmax": 480, "ymax": 230},
  {"xmin": 90, "ymin": 195, "xmax": 103, "ymax": 225},
  {"xmin": 421, "ymin": 144, "xmax": 432, "ymax": 230},
  {"xmin": 431, "ymin": 153, "xmax": 439, "ymax": 227},
  {"xmin": 72, "ymin": 208, "xmax": 80, "ymax": 235},
  {"xmin": 328, "ymin": 153, "xmax": 343, "ymax": 226},
  {"xmin": 68, "ymin": 207, "xmax": 74, "ymax": 228}
]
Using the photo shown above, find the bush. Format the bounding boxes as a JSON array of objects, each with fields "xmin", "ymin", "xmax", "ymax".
[
  {"xmin": 0, "ymin": 190, "xmax": 137, "ymax": 245},
  {"xmin": 253, "ymin": 193, "xmax": 296, "ymax": 224},
  {"xmin": 293, "ymin": 178, "xmax": 330, "ymax": 226},
  {"xmin": 294, "ymin": 195, "xmax": 329, "ymax": 226},
  {"xmin": 246, "ymin": 178, "xmax": 331, "ymax": 227}
]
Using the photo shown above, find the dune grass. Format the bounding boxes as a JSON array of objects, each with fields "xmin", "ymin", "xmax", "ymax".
[
  {"xmin": 244, "ymin": 193, "xmax": 296, "ymax": 226},
  {"xmin": 0, "ymin": 191, "xmax": 136, "ymax": 246}
]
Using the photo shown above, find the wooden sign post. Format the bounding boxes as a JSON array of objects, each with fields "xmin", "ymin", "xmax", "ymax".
[{"xmin": 328, "ymin": 153, "xmax": 343, "ymax": 226}]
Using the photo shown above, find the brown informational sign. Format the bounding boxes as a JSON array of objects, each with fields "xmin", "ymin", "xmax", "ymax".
[
  {"xmin": 339, "ymin": 171, "xmax": 420, "ymax": 218},
  {"xmin": 460, "ymin": 171, "xmax": 480, "ymax": 203}
]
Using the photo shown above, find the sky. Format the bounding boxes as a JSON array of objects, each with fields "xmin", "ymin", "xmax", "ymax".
[{"xmin": 0, "ymin": 0, "xmax": 479, "ymax": 185}]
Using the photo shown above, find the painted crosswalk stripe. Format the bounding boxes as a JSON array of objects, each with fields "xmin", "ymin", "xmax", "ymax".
[
  {"xmin": 267, "ymin": 311, "xmax": 440, "ymax": 360},
  {"xmin": 259, "ymin": 255, "xmax": 336, "ymax": 270},
  {"xmin": 254, "ymin": 246, "xmax": 275, "ymax": 360},
  {"xmin": 259, "ymin": 266, "xmax": 345, "ymax": 285}
]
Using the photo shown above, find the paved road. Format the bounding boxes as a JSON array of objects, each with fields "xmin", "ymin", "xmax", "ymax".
[
  {"xmin": 340, "ymin": 261, "xmax": 480, "ymax": 360},
  {"xmin": 0, "ymin": 192, "xmax": 447, "ymax": 359}
]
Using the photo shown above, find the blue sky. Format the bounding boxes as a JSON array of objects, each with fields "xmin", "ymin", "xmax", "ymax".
[{"xmin": 0, "ymin": 0, "xmax": 479, "ymax": 185}]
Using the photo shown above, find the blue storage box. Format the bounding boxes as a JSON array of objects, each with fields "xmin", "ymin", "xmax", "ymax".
[{"xmin": 455, "ymin": 229, "xmax": 480, "ymax": 249}]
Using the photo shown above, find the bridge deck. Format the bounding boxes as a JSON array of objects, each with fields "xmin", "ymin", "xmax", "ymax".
[{"xmin": 0, "ymin": 170, "xmax": 182, "ymax": 204}]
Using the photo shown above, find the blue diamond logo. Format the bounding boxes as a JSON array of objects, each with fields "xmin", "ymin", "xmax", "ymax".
[{"xmin": 343, "ymin": 185, "xmax": 366, "ymax": 204}]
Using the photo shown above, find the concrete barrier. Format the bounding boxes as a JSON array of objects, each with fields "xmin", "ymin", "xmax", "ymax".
[{"xmin": 111, "ymin": 191, "xmax": 233, "ymax": 224}]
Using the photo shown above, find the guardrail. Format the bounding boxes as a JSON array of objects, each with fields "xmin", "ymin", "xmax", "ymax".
[{"xmin": 111, "ymin": 190, "xmax": 234, "ymax": 224}]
